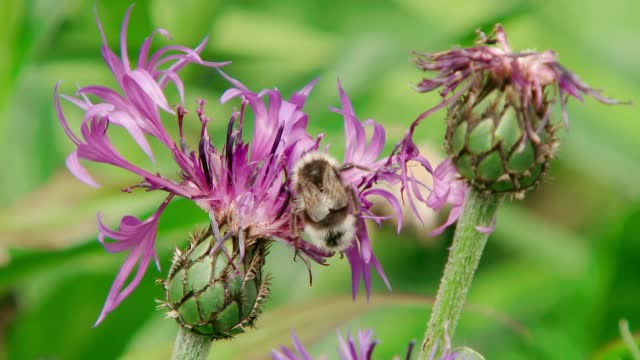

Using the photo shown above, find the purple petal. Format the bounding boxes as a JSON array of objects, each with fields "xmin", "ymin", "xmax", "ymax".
[
  {"xmin": 109, "ymin": 110, "xmax": 154, "ymax": 160},
  {"xmin": 475, "ymin": 216, "xmax": 497, "ymax": 233},
  {"xmin": 335, "ymin": 82, "xmax": 366, "ymax": 163},
  {"xmin": 289, "ymin": 77, "xmax": 319, "ymax": 108},
  {"xmin": 337, "ymin": 330, "xmax": 353, "ymax": 360},
  {"xmin": 362, "ymin": 255, "xmax": 372, "ymax": 299},
  {"xmin": 127, "ymin": 70, "xmax": 172, "ymax": 112},
  {"xmin": 272, "ymin": 332, "xmax": 314, "ymax": 360},
  {"xmin": 137, "ymin": 28, "xmax": 171, "ymax": 69},
  {"xmin": 94, "ymin": 5, "xmax": 125, "ymax": 83},
  {"xmin": 94, "ymin": 241, "xmax": 152, "ymax": 326},
  {"xmin": 345, "ymin": 245, "xmax": 363, "ymax": 299},
  {"xmin": 370, "ymin": 254, "xmax": 391, "ymax": 291},
  {"xmin": 220, "ymin": 88, "xmax": 245, "ymax": 103},
  {"xmin": 362, "ymin": 188, "xmax": 403, "ymax": 233},
  {"xmin": 271, "ymin": 350, "xmax": 292, "ymax": 360},
  {"xmin": 118, "ymin": 4, "xmax": 135, "ymax": 72},
  {"xmin": 358, "ymin": 120, "xmax": 385, "ymax": 166},
  {"xmin": 429, "ymin": 205, "xmax": 463, "ymax": 236},
  {"xmin": 355, "ymin": 217, "xmax": 372, "ymax": 263},
  {"xmin": 66, "ymin": 150, "xmax": 99, "ymax": 188},
  {"xmin": 160, "ymin": 71, "xmax": 185, "ymax": 104},
  {"xmin": 292, "ymin": 332, "xmax": 313, "ymax": 360},
  {"xmin": 78, "ymin": 85, "xmax": 133, "ymax": 113},
  {"xmin": 54, "ymin": 82, "xmax": 81, "ymax": 145},
  {"xmin": 93, "ymin": 197, "xmax": 171, "ymax": 325},
  {"xmin": 217, "ymin": 68, "xmax": 250, "ymax": 93}
]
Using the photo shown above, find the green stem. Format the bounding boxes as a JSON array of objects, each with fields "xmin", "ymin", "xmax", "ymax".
[
  {"xmin": 171, "ymin": 326, "xmax": 212, "ymax": 360},
  {"xmin": 419, "ymin": 188, "xmax": 501, "ymax": 359}
]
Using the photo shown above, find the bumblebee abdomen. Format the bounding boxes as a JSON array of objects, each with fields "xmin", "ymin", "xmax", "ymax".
[
  {"xmin": 325, "ymin": 231, "xmax": 344, "ymax": 247},
  {"xmin": 304, "ymin": 213, "xmax": 357, "ymax": 253}
]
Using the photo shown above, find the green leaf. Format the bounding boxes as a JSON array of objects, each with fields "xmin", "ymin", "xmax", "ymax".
[
  {"xmin": 492, "ymin": 204, "xmax": 588, "ymax": 275},
  {"xmin": 0, "ymin": 198, "xmax": 206, "ymax": 291},
  {"xmin": 7, "ymin": 272, "xmax": 159, "ymax": 360}
]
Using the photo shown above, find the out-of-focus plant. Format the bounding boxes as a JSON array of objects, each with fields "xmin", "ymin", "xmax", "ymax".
[{"xmin": 619, "ymin": 319, "xmax": 640, "ymax": 360}]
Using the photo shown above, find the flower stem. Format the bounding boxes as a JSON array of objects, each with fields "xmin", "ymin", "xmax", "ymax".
[
  {"xmin": 171, "ymin": 327, "xmax": 212, "ymax": 360},
  {"xmin": 419, "ymin": 188, "xmax": 501, "ymax": 358}
]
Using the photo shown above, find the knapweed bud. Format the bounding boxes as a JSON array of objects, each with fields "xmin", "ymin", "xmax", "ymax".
[
  {"xmin": 444, "ymin": 69, "xmax": 556, "ymax": 197},
  {"xmin": 162, "ymin": 227, "xmax": 269, "ymax": 339},
  {"xmin": 415, "ymin": 24, "xmax": 626, "ymax": 198}
]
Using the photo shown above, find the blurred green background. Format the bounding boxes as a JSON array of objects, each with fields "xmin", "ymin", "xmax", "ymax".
[{"xmin": 1, "ymin": 0, "xmax": 639, "ymax": 359}]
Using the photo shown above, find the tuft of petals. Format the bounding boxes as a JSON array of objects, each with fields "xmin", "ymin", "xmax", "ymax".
[
  {"xmin": 330, "ymin": 83, "xmax": 398, "ymax": 298},
  {"xmin": 63, "ymin": 5, "xmax": 230, "ymax": 163},
  {"xmin": 273, "ymin": 330, "xmax": 378, "ymax": 360},
  {"xmin": 414, "ymin": 24, "xmax": 629, "ymax": 130},
  {"xmin": 387, "ymin": 129, "xmax": 466, "ymax": 237},
  {"xmin": 93, "ymin": 197, "xmax": 171, "ymax": 326},
  {"xmin": 65, "ymin": 150, "xmax": 100, "ymax": 188},
  {"xmin": 426, "ymin": 159, "xmax": 467, "ymax": 236},
  {"xmin": 219, "ymin": 70, "xmax": 319, "ymax": 167},
  {"xmin": 56, "ymin": 7, "xmax": 232, "ymax": 324},
  {"xmin": 272, "ymin": 332, "xmax": 314, "ymax": 360},
  {"xmin": 273, "ymin": 328, "xmax": 458, "ymax": 360}
]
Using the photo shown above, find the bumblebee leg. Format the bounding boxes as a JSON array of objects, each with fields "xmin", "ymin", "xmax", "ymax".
[
  {"xmin": 290, "ymin": 209, "xmax": 302, "ymax": 261},
  {"xmin": 340, "ymin": 163, "xmax": 373, "ymax": 173},
  {"xmin": 346, "ymin": 186, "xmax": 361, "ymax": 214}
]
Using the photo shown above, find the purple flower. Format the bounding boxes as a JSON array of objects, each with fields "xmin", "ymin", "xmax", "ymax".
[
  {"xmin": 55, "ymin": 7, "xmax": 327, "ymax": 325},
  {"xmin": 55, "ymin": 6, "xmax": 465, "ymax": 326},
  {"xmin": 57, "ymin": 6, "xmax": 340, "ymax": 323},
  {"xmin": 272, "ymin": 329, "xmax": 458, "ymax": 360},
  {"xmin": 55, "ymin": 6, "xmax": 233, "ymax": 325}
]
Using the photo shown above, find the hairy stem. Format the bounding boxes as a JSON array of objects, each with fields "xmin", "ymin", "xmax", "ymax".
[
  {"xmin": 171, "ymin": 326, "xmax": 212, "ymax": 360},
  {"xmin": 419, "ymin": 188, "xmax": 501, "ymax": 358}
]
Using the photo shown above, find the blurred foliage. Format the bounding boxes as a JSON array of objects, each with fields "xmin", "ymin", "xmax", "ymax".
[{"xmin": 0, "ymin": 0, "xmax": 639, "ymax": 359}]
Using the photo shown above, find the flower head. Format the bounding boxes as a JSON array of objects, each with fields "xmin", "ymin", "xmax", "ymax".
[
  {"xmin": 272, "ymin": 329, "xmax": 458, "ymax": 360},
  {"xmin": 55, "ymin": 7, "xmax": 327, "ymax": 325},
  {"xmin": 55, "ymin": 7, "xmax": 466, "ymax": 326},
  {"xmin": 411, "ymin": 24, "xmax": 627, "ymax": 198},
  {"xmin": 414, "ymin": 24, "xmax": 624, "ymax": 123}
]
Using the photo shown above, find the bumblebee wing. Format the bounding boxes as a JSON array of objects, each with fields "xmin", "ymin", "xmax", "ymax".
[
  {"xmin": 299, "ymin": 182, "xmax": 330, "ymax": 222},
  {"xmin": 323, "ymin": 166, "xmax": 348, "ymax": 210}
]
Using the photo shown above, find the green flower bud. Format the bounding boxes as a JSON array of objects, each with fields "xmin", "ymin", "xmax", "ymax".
[
  {"xmin": 161, "ymin": 228, "xmax": 269, "ymax": 339},
  {"xmin": 444, "ymin": 75, "xmax": 559, "ymax": 198},
  {"xmin": 414, "ymin": 24, "xmax": 626, "ymax": 198}
]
